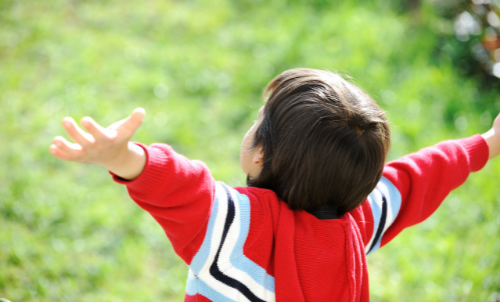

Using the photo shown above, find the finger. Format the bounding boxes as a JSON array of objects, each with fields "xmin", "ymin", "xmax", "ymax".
[
  {"xmin": 124, "ymin": 107, "xmax": 146, "ymax": 132},
  {"xmin": 109, "ymin": 108, "xmax": 146, "ymax": 137},
  {"xmin": 49, "ymin": 144, "xmax": 77, "ymax": 161},
  {"xmin": 132, "ymin": 107, "xmax": 146, "ymax": 119},
  {"xmin": 52, "ymin": 136, "xmax": 84, "ymax": 160},
  {"xmin": 62, "ymin": 117, "xmax": 95, "ymax": 147},
  {"xmin": 80, "ymin": 116, "xmax": 109, "ymax": 142}
]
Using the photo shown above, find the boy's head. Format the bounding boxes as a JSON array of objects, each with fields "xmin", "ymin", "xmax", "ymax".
[{"xmin": 241, "ymin": 68, "xmax": 390, "ymax": 216}]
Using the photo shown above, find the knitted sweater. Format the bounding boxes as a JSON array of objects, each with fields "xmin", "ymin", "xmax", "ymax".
[{"xmin": 113, "ymin": 134, "xmax": 489, "ymax": 302}]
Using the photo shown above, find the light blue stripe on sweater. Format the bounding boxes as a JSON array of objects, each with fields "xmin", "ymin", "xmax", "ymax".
[
  {"xmin": 186, "ymin": 182, "xmax": 275, "ymax": 299},
  {"xmin": 188, "ymin": 183, "xmax": 222, "ymax": 275},
  {"xmin": 186, "ymin": 272, "xmax": 237, "ymax": 302},
  {"xmin": 227, "ymin": 186, "xmax": 275, "ymax": 292},
  {"xmin": 366, "ymin": 176, "xmax": 402, "ymax": 255}
]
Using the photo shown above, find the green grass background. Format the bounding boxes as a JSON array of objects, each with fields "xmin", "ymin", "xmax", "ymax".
[{"xmin": 1, "ymin": 0, "xmax": 500, "ymax": 301}]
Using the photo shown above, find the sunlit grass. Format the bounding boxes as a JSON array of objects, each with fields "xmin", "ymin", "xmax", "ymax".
[{"xmin": 1, "ymin": 0, "xmax": 499, "ymax": 301}]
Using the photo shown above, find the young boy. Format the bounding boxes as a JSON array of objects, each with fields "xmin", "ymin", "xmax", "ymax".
[{"xmin": 50, "ymin": 68, "xmax": 500, "ymax": 301}]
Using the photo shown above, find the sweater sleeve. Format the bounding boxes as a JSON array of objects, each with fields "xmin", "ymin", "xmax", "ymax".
[
  {"xmin": 113, "ymin": 144, "xmax": 277, "ymax": 301},
  {"xmin": 111, "ymin": 143, "xmax": 215, "ymax": 264},
  {"xmin": 359, "ymin": 134, "xmax": 489, "ymax": 255}
]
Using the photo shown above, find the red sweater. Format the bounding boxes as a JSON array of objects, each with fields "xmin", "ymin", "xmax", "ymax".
[{"xmin": 113, "ymin": 135, "xmax": 489, "ymax": 302}]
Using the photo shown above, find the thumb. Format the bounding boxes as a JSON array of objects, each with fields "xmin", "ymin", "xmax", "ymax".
[
  {"xmin": 121, "ymin": 107, "xmax": 146, "ymax": 135},
  {"xmin": 130, "ymin": 107, "xmax": 146, "ymax": 125},
  {"xmin": 107, "ymin": 108, "xmax": 146, "ymax": 139},
  {"xmin": 108, "ymin": 108, "xmax": 145, "ymax": 129}
]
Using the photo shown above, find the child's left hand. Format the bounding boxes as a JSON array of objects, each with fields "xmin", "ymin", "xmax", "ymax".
[{"xmin": 481, "ymin": 112, "xmax": 500, "ymax": 160}]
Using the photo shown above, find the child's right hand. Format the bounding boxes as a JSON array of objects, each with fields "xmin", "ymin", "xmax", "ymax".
[{"xmin": 49, "ymin": 108, "xmax": 147, "ymax": 180}]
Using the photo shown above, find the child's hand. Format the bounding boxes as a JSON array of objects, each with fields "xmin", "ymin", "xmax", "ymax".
[
  {"xmin": 482, "ymin": 112, "xmax": 500, "ymax": 160},
  {"xmin": 49, "ymin": 108, "xmax": 147, "ymax": 180}
]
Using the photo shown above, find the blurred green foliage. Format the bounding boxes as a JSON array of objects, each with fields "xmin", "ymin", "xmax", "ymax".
[
  {"xmin": 1, "ymin": 0, "xmax": 499, "ymax": 301},
  {"xmin": 429, "ymin": 0, "xmax": 500, "ymax": 83}
]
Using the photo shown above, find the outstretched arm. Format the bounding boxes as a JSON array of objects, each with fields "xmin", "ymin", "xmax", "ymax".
[
  {"xmin": 50, "ymin": 108, "xmax": 218, "ymax": 263},
  {"xmin": 357, "ymin": 113, "xmax": 500, "ymax": 254},
  {"xmin": 49, "ymin": 108, "xmax": 147, "ymax": 180}
]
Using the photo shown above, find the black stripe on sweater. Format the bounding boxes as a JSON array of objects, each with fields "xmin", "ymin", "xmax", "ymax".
[
  {"xmin": 368, "ymin": 196, "xmax": 388, "ymax": 254},
  {"xmin": 208, "ymin": 184, "xmax": 265, "ymax": 302}
]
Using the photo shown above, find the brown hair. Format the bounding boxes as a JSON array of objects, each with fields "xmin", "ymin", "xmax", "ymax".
[{"xmin": 248, "ymin": 68, "xmax": 390, "ymax": 216}]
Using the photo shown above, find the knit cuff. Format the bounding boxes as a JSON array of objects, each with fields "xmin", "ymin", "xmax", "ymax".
[
  {"xmin": 110, "ymin": 142, "xmax": 170, "ymax": 193},
  {"xmin": 458, "ymin": 134, "xmax": 489, "ymax": 172}
]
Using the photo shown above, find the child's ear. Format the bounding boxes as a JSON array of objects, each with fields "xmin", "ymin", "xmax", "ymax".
[{"xmin": 252, "ymin": 146, "xmax": 264, "ymax": 164}]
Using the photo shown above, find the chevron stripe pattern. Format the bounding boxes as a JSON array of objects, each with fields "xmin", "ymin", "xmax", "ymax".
[
  {"xmin": 365, "ymin": 176, "xmax": 402, "ymax": 255},
  {"xmin": 186, "ymin": 182, "xmax": 276, "ymax": 302}
]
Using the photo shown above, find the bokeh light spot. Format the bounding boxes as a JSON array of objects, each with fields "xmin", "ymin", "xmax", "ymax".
[
  {"xmin": 154, "ymin": 83, "xmax": 169, "ymax": 99},
  {"xmin": 492, "ymin": 62, "xmax": 500, "ymax": 77},
  {"xmin": 153, "ymin": 112, "xmax": 168, "ymax": 127},
  {"xmin": 381, "ymin": 90, "xmax": 396, "ymax": 104},
  {"xmin": 480, "ymin": 111, "xmax": 492, "ymax": 125},
  {"xmin": 455, "ymin": 116, "xmax": 468, "ymax": 131}
]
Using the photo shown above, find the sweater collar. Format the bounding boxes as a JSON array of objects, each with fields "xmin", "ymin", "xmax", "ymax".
[{"xmin": 307, "ymin": 204, "xmax": 338, "ymax": 219}]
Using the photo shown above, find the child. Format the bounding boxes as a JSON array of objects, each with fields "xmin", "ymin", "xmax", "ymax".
[{"xmin": 50, "ymin": 68, "xmax": 500, "ymax": 301}]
